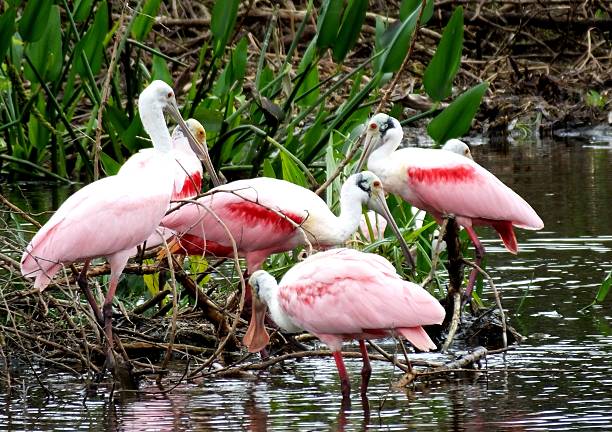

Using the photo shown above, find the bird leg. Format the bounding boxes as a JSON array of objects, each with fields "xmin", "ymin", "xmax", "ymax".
[
  {"xmin": 76, "ymin": 259, "xmax": 103, "ymax": 325},
  {"xmin": 102, "ymin": 276, "xmax": 119, "ymax": 370},
  {"xmin": 358, "ymin": 340, "xmax": 372, "ymax": 398},
  {"xmin": 465, "ymin": 227, "xmax": 485, "ymax": 300},
  {"xmin": 333, "ymin": 351, "xmax": 351, "ymax": 405}
]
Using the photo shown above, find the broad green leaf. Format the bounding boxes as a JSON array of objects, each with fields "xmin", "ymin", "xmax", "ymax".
[
  {"xmin": 151, "ymin": 55, "xmax": 172, "ymax": 85},
  {"xmin": 24, "ymin": 5, "xmax": 62, "ymax": 82},
  {"xmin": 0, "ymin": 9, "xmax": 16, "ymax": 60},
  {"xmin": 131, "ymin": 0, "xmax": 162, "ymax": 41},
  {"xmin": 332, "ymin": 0, "xmax": 367, "ymax": 63},
  {"xmin": 100, "ymin": 151, "xmax": 122, "ymax": 176},
  {"xmin": 400, "ymin": 0, "xmax": 434, "ymax": 24},
  {"xmin": 379, "ymin": 6, "xmax": 420, "ymax": 73},
  {"xmin": 211, "ymin": 0, "xmax": 239, "ymax": 56},
  {"xmin": 423, "ymin": 7, "xmax": 464, "ymax": 102},
  {"xmin": 73, "ymin": 0, "xmax": 95, "ymax": 22},
  {"xmin": 194, "ymin": 106, "xmax": 224, "ymax": 133},
  {"xmin": 596, "ymin": 271, "xmax": 612, "ymax": 303},
  {"xmin": 427, "ymin": 82, "xmax": 488, "ymax": 143},
  {"xmin": 262, "ymin": 159, "xmax": 276, "ymax": 178},
  {"xmin": 74, "ymin": 1, "xmax": 109, "ymax": 76},
  {"xmin": 18, "ymin": 0, "xmax": 52, "ymax": 42},
  {"xmin": 230, "ymin": 37, "xmax": 248, "ymax": 84},
  {"xmin": 280, "ymin": 152, "xmax": 307, "ymax": 187},
  {"xmin": 296, "ymin": 40, "xmax": 320, "ymax": 107},
  {"xmin": 316, "ymin": 0, "xmax": 343, "ymax": 50}
]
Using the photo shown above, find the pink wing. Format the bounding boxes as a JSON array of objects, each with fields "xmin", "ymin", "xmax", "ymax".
[
  {"xmin": 399, "ymin": 148, "xmax": 543, "ymax": 230},
  {"xmin": 161, "ymin": 178, "xmax": 316, "ymax": 259},
  {"xmin": 21, "ymin": 172, "xmax": 173, "ymax": 289},
  {"xmin": 278, "ymin": 249, "xmax": 445, "ymax": 350}
]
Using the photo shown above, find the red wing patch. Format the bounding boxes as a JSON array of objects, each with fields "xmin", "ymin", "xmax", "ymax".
[
  {"xmin": 408, "ymin": 165, "xmax": 475, "ymax": 184},
  {"xmin": 174, "ymin": 172, "xmax": 202, "ymax": 199},
  {"xmin": 226, "ymin": 201, "xmax": 304, "ymax": 233},
  {"xmin": 177, "ymin": 234, "xmax": 234, "ymax": 257}
]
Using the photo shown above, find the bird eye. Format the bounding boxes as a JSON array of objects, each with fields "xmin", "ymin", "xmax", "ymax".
[
  {"xmin": 464, "ymin": 150, "xmax": 469, "ymax": 155},
  {"xmin": 166, "ymin": 91, "xmax": 173, "ymax": 99},
  {"xmin": 373, "ymin": 180, "xmax": 381, "ymax": 187},
  {"xmin": 369, "ymin": 123, "xmax": 378, "ymax": 130}
]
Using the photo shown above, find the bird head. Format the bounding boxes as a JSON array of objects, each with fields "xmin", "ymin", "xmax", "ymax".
[
  {"xmin": 172, "ymin": 118, "xmax": 207, "ymax": 154},
  {"xmin": 139, "ymin": 81, "xmax": 221, "ymax": 186},
  {"xmin": 243, "ymin": 270, "xmax": 276, "ymax": 353},
  {"xmin": 442, "ymin": 139, "xmax": 473, "ymax": 160},
  {"xmin": 348, "ymin": 171, "xmax": 416, "ymax": 271},
  {"xmin": 356, "ymin": 113, "xmax": 403, "ymax": 171}
]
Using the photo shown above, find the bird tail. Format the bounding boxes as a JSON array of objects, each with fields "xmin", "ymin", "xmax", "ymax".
[
  {"xmin": 398, "ymin": 327, "xmax": 438, "ymax": 352},
  {"xmin": 491, "ymin": 220, "xmax": 518, "ymax": 254},
  {"xmin": 20, "ymin": 248, "xmax": 62, "ymax": 291}
]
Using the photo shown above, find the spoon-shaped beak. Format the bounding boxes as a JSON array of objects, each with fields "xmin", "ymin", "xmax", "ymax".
[
  {"xmin": 367, "ymin": 187, "xmax": 416, "ymax": 272},
  {"xmin": 356, "ymin": 134, "xmax": 374, "ymax": 173},
  {"xmin": 243, "ymin": 295, "xmax": 270, "ymax": 353},
  {"xmin": 165, "ymin": 100, "xmax": 223, "ymax": 187}
]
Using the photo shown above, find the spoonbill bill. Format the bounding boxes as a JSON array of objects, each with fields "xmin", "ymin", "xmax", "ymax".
[
  {"xmin": 160, "ymin": 171, "xmax": 413, "ymax": 274},
  {"xmin": 20, "ymin": 81, "xmax": 196, "ymax": 365},
  {"xmin": 357, "ymin": 113, "xmax": 543, "ymax": 297},
  {"xmin": 243, "ymin": 248, "xmax": 445, "ymax": 402}
]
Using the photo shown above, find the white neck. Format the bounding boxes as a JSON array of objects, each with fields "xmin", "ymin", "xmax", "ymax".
[
  {"xmin": 140, "ymin": 104, "xmax": 172, "ymax": 153},
  {"xmin": 320, "ymin": 184, "xmax": 366, "ymax": 245},
  {"xmin": 368, "ymin": 129, "xmax": 402, "ymax": 181}
]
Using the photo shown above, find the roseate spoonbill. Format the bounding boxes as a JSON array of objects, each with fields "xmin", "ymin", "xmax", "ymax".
[
  {"xmin": 160, "ymin": 171, "xmax": 413, "ymax": 274},
  {"xmin": 127, "ymin": 119, "xmax": 207, "ymax": 253},
  {"xmin": 20, "ymin": 81, "xmax": 194, "ymax": 366},
  {"xmin": 120, "ymin": 118, "xmax": 205, "ymax": 202},
  {"xmin": 357, "ymin": 113, "xmax": 544, "ymax": 297},
  {"xmin": 243, "ymin": 248, "xmax": 445, "ymax": 402}
]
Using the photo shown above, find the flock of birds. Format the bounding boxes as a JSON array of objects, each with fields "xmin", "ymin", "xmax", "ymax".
[{"xmin": 19, "ymin": 80, "xmax": 543, "ymax": 402}]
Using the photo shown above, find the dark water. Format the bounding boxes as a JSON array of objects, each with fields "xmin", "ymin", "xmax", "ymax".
[{"xmin": 2, "ymin": 130, "xmax": 612, "ymax": 430}]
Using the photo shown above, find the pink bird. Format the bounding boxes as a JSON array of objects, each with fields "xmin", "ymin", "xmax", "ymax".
[
  {"xmin": 123, "ymin": 119, "xmax": 207, "ymax": 251},
  {"xmin": 120, "ymin": 118, "xmax": 205, "ymax": 202},
  {"xmin": 243, "ymin": 248, "xmax": 446, "ymax": 402},
  {"xmin": 20, "ymin": 81, "xmax": 204, "ymax": 366},
  {"xmin": 161, "ymin": 171, "xmax": 412, "ymax": 275},
  {"xmin": 357, "ymin": 113, "xmax": 544, "ymax": 297}
]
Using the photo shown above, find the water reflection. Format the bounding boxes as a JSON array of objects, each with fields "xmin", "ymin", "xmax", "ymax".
[{"xmin": 2, "ymin": 134, "xmax": 612, "ymax": 430}]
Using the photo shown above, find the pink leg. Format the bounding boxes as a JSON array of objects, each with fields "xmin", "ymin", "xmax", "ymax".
[
  {"xmin": 358, "ymin": 340, "xmax": 371, "ymax": 397},
  {"xmin": 102, "ymin": 274, "xmax": 119, "ymax": 368},
  {"xmin": 76, "ymin": 260, "xmax": 103, "ymax": 324},
  {"xmin": 465, "ymin": 227, "xmax": 485, "ymax": 299},
  {"xmin": 332, "ymin": 351, "xmax": 351, "ymax": 403}
]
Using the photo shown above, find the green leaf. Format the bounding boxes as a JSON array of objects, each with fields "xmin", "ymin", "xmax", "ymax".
[
  {"xmin": 211, "ymin": 0, "xmax": 239, "ymax": 56},
  {"xmin": 18, "ymin": 0, "xmax": 53, "ymax": 42},
  {"xmin": 379, "ymin": 6, "xmax": 420, "ymax": 73},
  {"xmin": 332, "ymin": 0, "xmax": 367, "ymax": 63},
  {"xmin": 73, "ymin": 0, "xmax": 95, "ymax": 23},
  {"xmin": 131, "ymin": 0, "xmax": 162, "ymax": 41},
  {"xmin": 0, "ymin": 9, "xmax": 16, "ymax": 60},
  {"xmin": 24, "ymin": 5, "xmax": 62, "ymax": 82},
  {"xmin": 230, "ymin": 37, "xmax": 248, "ymax": 84},
  {"xmin": 316, "ymin": 0, "xmax": 343, "ymax": 50},
  {"xmin": 74, "ymin": 1, "xmax": 109, "ymax": 76},
  {"xmin": 280, "ymin": 152, "xmax": 307, "ymax": 187},
  {"xmin": 596, "ymin": 271, "xmax": 612, "ymax": 303},
  {"xmin": 400, "ymin": 0, "xmax": 433, "ymax": 24},
  {"xmin": 427, "ymin": 82, "xmax": 488, "ymax": 143},
  {"xmin": 423, "ymin": 7, "xmax": 464, "ymax": 102},
  {"xmin": 262, "ymin": 159, "xmax": 276, "ymax": 178},
  {"xmin": 296, "ymin": 40, "xmax": 320, "ymax": 107},
  {"xmin": 100, "ymin": 151, "xmax": 122, "ymax": 176},
  {"xmin": 151, "ymin": 55, "xmax": 172, "ymax": 85}
]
